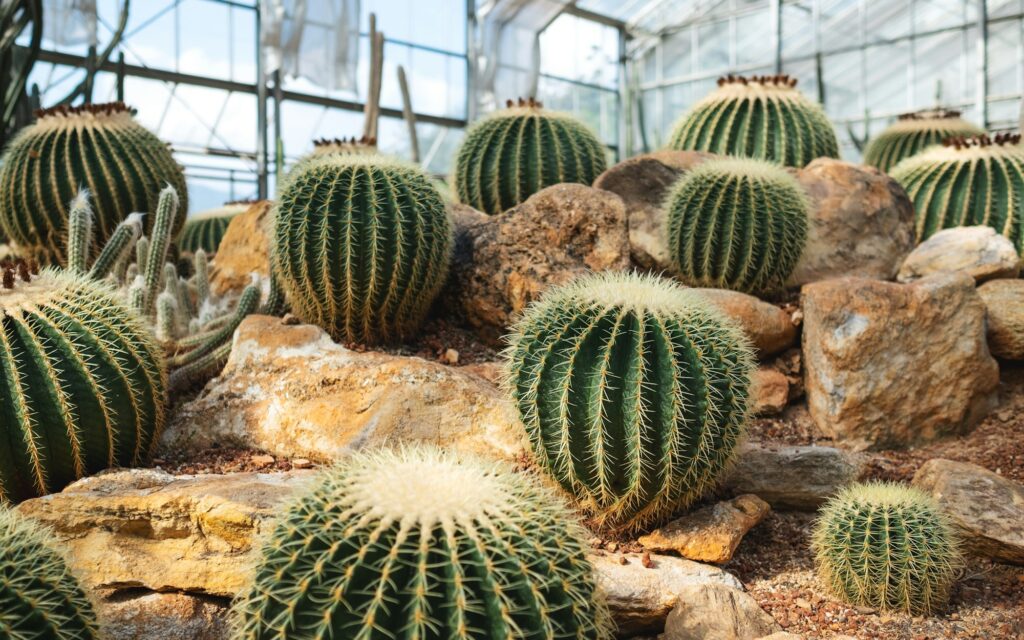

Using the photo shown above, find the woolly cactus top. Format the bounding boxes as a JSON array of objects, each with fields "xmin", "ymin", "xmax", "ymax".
[
  {"xmin": 0, "ymin": 261, "xmax": 56, "ymax": 312},
  {"xmin": 826, "ymin": 481, "xmax": 939, "ymax": 508},
  {"xmin": 887, "ymin": 108, "xmax": 979, "ymax": 131},
  {"xmin": 913, "ymin": 132, "xmax": 1022, "ymax": 161},
  {"xmin": 30, "ymin": 101, "xmax": 139, "ymax": 132},
  {"xmin": 188, "ymin": 201, "xmax": 250, "ymax": 222},
  {"xmin": 310, "ymin": 135, "xmax": 378, "ymax": 156}
]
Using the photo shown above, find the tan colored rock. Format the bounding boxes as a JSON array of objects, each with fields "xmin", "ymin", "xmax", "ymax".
[
  {"xmin": 898, "ymin": 226, "xmax": 1020, "ymax": 284},
  {"xmin": 693, "ymin": 289, "xmax": 798, "ymax": 359},
  {"xmin": 978, "ymin": 278, "xmax": 1024, "ymax": 360},
  {"xmin": 163, "ymin": 315, "xmax": 527, "ymax": 462},
  {"xmin": 593, "ymin": 150, "xmax": 714, "ymax": 270},
  {"xmin": 757, "ymin": 634, "xmax": 804, "ymax": 640},
  {"xmin": 802, "ymin": 273, "xmax": 999, "ymax": 450},
  {"xmin": 209, "ymin": 200, "xmax": 273, "ymax": 297},
  {"xmin": 722, "ymin": 443, "xmax": 866, "ymax": 510},
  {"xmin": 98, "ymin": 591, "xmax": 230, "ymax": 640},
  {"xmin": 638, "ymin": 495, "xmax": 770, "ymax": 563},
  {"xmin": 662, "ymin": 582, "xmax": 781, "ymax": 640},
  {"xmin": 791, "ymin": 158, "xmax": 915, "ymax": 286},
  {"xmin": 912, "ymin": 458, "xmax": 1024, "ymax": 565},
  {"xmin": 18, "ymin": 469, "xmax": 313, "ymax": 596},
  {"xmin": 751, "ymin": 367, "xmax": 790, "ymax": 416},
  {"xmin": 442, "ymin": 184, "xmax": 630, "ymax": 345},
  {"xmin": 591, "ymin": 552, "xmax": 742, "ymax": 635}
]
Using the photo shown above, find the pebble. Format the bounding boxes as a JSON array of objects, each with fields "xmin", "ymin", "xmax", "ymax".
[
  {"xmin": 291, "ymin": 458, "xmax": 313, "ymax": 469},
  {"xmin": 251, "ymin": 454, "xmax": 275, "ymax": 468}
]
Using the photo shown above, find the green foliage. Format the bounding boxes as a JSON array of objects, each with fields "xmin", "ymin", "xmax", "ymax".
[
  {"xmin": 179, "ymin": 202, "xmax": 248, "ymax": 255},
  {"xmin": 890, "ymin": 133, "xmax": 1024, "ymax": 252},
  {"xmin": 233, "ymin": 446, "xmax": 612, "ymax": 640},
  {"xmin": 668, "ymin": 75, "xmax": 839, "ymax": 168},
  {"xmin": 0, "ymin": 506, "xmax": 98, "ymax": 638},
  {"xmin": 665, "ymin": 157, "xmax": 809, "ymax": 294},
  {"xmin": 504, "ymin": 271, "xmax": 755, "ymax": 532},
  {"xmin": 863, "ymin": 109, "xmax": 984, "ymax": 173},
  {"xmin": 272, "ymin": 154, "xmax": 451, "ymax": 344},
  {"xmin": 812, "ymin": 482, "xmax": 962, "ymax": 615},
  {"xmin": 0, "ymin": 102, "xmax": 187, "ymax": 265},
  {"xmin": 453, "ymin": 98, "xmax": 608, "ymax": 215}
]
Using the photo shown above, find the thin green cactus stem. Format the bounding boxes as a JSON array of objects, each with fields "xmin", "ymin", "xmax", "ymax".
[
  {"xmin": 87, "ymin": 213, "xmax": 143, "ymax": 281},
  {"xmin": 156, "ymin": 290, "xmax": 178, "ymax": 342},
  {"xmin": 168, "ymin": 340, "xmax": 233, "ymax": 392},
  {"xmin": 194, "ymin": 249, "xmax": 210, "ymax": 306},
  {"xmin": 169, "ymin": 282, "xmax": 259, "ymax": 369},
  {"xmin": 142, "ymin": 186, "xmax": 179, "ymax": 315},
  {"xmin": 66, "ymin": 192, "xmax": 93, "ymax": 274}
]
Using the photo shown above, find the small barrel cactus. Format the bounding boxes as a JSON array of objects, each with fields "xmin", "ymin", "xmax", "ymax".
[
  {"xmin": 812, "ymin": 482, "xmax": 961, "ymax": 615},
  {"xmin": 0, "ymin": 507, "xmax": 98, "ymax": 638},
  {"xmin": 505, "ymin": 271, "xmax": 755, "ymax": 532},
  {"xmin": 0, "ymin": 263, "xmax": 167, "ymax": 501},
  {"xmin": 0, "ymin": 102, "xmax": 188, "ymax": 264},
  {"xmin": 668, "ymin": 75, "xmax": 839, "ymax": 167},
  {"xmin": 666, "ymin": 157, "xmax": 809, "ymax": 294},
  {"xmin": 453, "ymin": 97, "xmax": 607, "ymax": 215},
  {"xmin": 890, "ymin": 133, "xmax": 1024, "ymax": 252},
  {"xmin": 178, "ymin": 201, "xmax": 249, "ymax": 255},
  {"xmin": 289, "ymin": 136, "xmax": 379, "ymax": 176},
  {"xmin": 272, "ymin": 154, "xmax": 451, "ymax": 344},
  {"xmin": 863, "ymin": 109, "xmax": 984, "ymax": 173},
  {"xmin": 234, "ymin": 446, "xmax": 612, "ymax": 640}
]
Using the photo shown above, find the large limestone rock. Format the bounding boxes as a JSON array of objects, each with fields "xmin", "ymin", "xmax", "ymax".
[
  {"xmin": 592, "ymin": 150, "xmax": 714, "ymax": 270},
  {"xmin": 164, "ymin": 315, "xmax": 527, "ymax": 462},
  {"xmin": 443, "ymin": 184, "xmax": 630, "ymax": 344},
  {"xmin": 978, "ymin": 279, "xmax": 1024, "ymax": 360},
  {"xmin": 912, "ymin": 458, "xmax": 1024, "ymax": 565},
  {"xmin": 693, "ymin": 289, "xmax": 797, "ymax": 359},
  {"xmin": 209, "ymin": 200, "xmax": 273, "ymax": 297},
  {"xmin": 638, "ymin": 495, "xmax": 770, "ymax": 563},
  {"xmin": 662, "ymin": 582, "xmax": 781, "ymax": 640},
  {"xmin": 802, "ymin": 273, "xmax": 999, "ymax": 450},
  {"xmin": 99, "ymin": 592, "xmax": 231, "ymax": 640},
  {"xmin": 790, "ymin": 159, "xmax": 915, "ymax": 286},
  {"xmin": 898, "ymin": 226, "xmax": 1020, "ymax": 284}
]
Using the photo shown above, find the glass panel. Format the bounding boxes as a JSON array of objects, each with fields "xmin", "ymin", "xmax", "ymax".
[
  {"xmin": 865, "ymin": 42, "xmax": 911, "ymax": 115},
  {"xmin": 782, "ymin": 1, "xmax": 815, "ymax": 59},
  {"xmin": 988, "ymin": 19, "xmax": 1021, "ymax": 99},
  {"xmin": 913, "ymin": 28, "xmax": 972, "ymax": 108},
  {"xmin": 735, "ymin": 9, "xmax": 773, "ymax": 67},
  {"xmin": 662, "ymin": 28, "xmax": 694, "ymax": 81},
  {"xmin": 865, "ymin": 0, "xmax": 911, "ymax": 43},
  {"xmin": 822, "ymin": 50, "xmax": 863, "ymax": 120},
  {"xmin": 697, "ymin": 20, "xmax": 730, "ymax": 73},
  {"xmin": 541, "ymin": 13, "xmax": 620, "ymax": 89},
  {"xmin": 913, "ymin": 0, "xmax": 969, "ymax": 32},
  {"xmin": 819, "ymin": 0, "xmax": 862, "ymax": 52}
]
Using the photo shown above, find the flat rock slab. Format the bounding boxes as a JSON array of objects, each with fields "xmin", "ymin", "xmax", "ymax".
[
  {"xmin": 898, "ymin": 225, "xmax": 1020, "ymax": 284},
  {"xmin": 638, "ymin": 494, "xmax": 770, "ymax": 563},
  {"xmin": 663, "ymin": 582, "xmax": 781, "ymax": 640}
]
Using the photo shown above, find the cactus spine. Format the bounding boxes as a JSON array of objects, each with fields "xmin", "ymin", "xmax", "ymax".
[
  {"xmin": 454, "ymin": 98, "xmax": 608, "ymax": 215},
  {"xmin": 178, "ymin": 202, "xmax": 249, "ymax": 255},
  {"xmin": 0, "ymin": 507, "xmax": 98, "ymax": 638},
  {"xmin": 234, "ymin": 446, "xmax": 612, "ymax": 640},
  {"xmin": 505, "ymin": 271, "xmax": 755, "ymax": 532},
  {"xmin": 0, "ymin": 102, "xmax": 187, "ymax": 264},
  {"xmin": 668, "ymin": 75, "xmax": 839, "ymax": 168},
  {"xmin": 665, "ymin": 157, "xmax": 809, "ymax": 294},
  {"xmin": 812, "ymin": 482, "xmax": 962, "ymax": 615},
  {"xmin": 863, "ymin": 109, "xmax": 984, "ymax": 173},
  {"xmin": 890, "ymin": 133, "xmax": 1024, "ymax": 251},
  {"xmin": 272, "ymin": 155, "xmax": 451, "ymax": 344}
]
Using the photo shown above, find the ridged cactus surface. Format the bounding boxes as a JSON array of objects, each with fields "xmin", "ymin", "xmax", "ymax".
[
  {"xmin": 454, "ymin": 98, "xmax": 607, "ymax": 215},
  {"xmin": 178, "ymin": 201, "xmax": 248, "ymax": 254},
  {"xmin": 0, "ymin": 265, "xmax": 167, "ymax": 501},
  {"xmin": 863, "ymin": 109, "xmax": 984, "ymax": 173},
  {"xmin": 890, "ymin": 133, "xmax": 1024, "ymax": 251},
  {"xmin": 272, "ymin": 155, "xmax": 451, "ymax": 344},
  {"xmin": 812, "ymin": 482, "xmax": 961, "ymax": 615},
  {"xmin": 668, "ymin": 75, "xmax": 839, "ymax": 167},
  {"xmin": 505, "ymin": 271, "xmax": 754, "ymax": 532},
  {"xmin": 0, "ymin": 103, "xmax": 187, "ymax": 264},
  {"xmin": 234, "ymin": 447, "xmax": 612, "ymax": 640},
  {"xmin": 0, "ymin": 507, "xmax": 98, "ymax": 638},
  {"xmin": 666, "ymin": 157, "xmax": 809, "ymax": 294}
]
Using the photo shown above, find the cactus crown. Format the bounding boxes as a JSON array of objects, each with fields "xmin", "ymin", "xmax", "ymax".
[
  {"xmin": 312, "ymin": 135, "xmax": 378, "ymax": 153},
  {"xmin": 863, "ymin": 109, "xmax": 985, "ymax": 172}
]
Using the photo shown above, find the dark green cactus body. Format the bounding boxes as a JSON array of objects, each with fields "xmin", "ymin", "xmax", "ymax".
[
  {"xmin": 234, "ymin": 447, "xmax": 612, "ymax": 640},
  {"xmin": 863, "ymin": 109, "xmax": 984, "ymax": 173},
  {"xmin": 812, "ymin": 482, "xmax": 961, "ymax": 615},
  {"xmin": 454, "ymin": 98, "xmax": 607, "ymax": 215},
  {"xmin": 890, "ymin": 134, "xmax": 1024, "ymax": 251},
  {"xmin": 0, "ymin": 507, "xmax": 98, "ymax": 639},
  {"xmin": 0, "ymin": 267, "xmax": 167, "ymax": 501},
  {"xmin": 272, "ymin": 155, "xmax": 451, "ymax": 344},
  {"xmin": 0, "ymin": 103, "xmax": 188, "ymax": 265},
  {"xmin": 505, "ymin": 272, "xmax": 755, "ymax": 532},
  {"xmin": 178, "ymin": 202, "xmax": 247, "ymax": 254},
  {"xmin": 668, "ymin": 75, "xmax": 839, "ymax": 168},
  {"xmin": 666, "ymin": 157, "xmax": 809, "ymax": 294}
]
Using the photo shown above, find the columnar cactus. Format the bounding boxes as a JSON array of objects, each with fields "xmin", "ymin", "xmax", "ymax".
[
  {"xmin": 505, "ymin": 271, "xmax": 755, "ymax": 532},
  {"xmin": 863, "ymin": 109, "xmax": 984, "ymax": 173},
  {"xmin": 668, "ymin": 75, "xmax": 840, "ymax": 167},
  {"xmin": 665, "ymin": 157, "xmax": 809, "ymax": 294},
  {"xmin": 453, "ymin": 98, "xmax": 608, "ymax": 215},
  {"xmin": 272, "ymin": 155, "xmax": 451, "ymax": 344},
  {"xmin": 0, "ymin": 263, "xmax": 167, "ymax": 501},
  {"xmin": 891, "ymin": 133, "xmax": 1024, "ymax": 251},
  {"xmin": 234, "ymin": 447, "xmax": 612, "ymax": 640},
  {"xmin": 178, "ymin": 201, "xmax": 249, "ymax": 255},
  {"xmin": 0, "ymin": 102, "xmax": 188, "ymax": 264},
  {"xmin": 812, "ymin": 482, "xmax": 961, "ymax": 615},
  {"xmin": 0, "ymin": 507, "xmax": 98, "ymax": 638}
]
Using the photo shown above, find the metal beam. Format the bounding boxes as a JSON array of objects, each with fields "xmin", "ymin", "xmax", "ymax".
[
  {"xmin": 978, "ymin": 0, "xmax": 989, "ymax": 127},
  {"xmin": 563, "ymin": 3, "xmax": 627, "ymax": 30}
]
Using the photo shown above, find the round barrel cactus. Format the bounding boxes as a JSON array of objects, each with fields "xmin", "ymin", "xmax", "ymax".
[
  {"xmin": 0, "ymin": 264, "xmax": 167, "ymax": 501},
  {"xmin": 812, "ymin": 482, "xmax": 961, "ymax": 615},
  {"xmin": 0, "ymin": 102, "xmax": 188, "ymax": 265},
  {"xmin": 454, "ymin": 98, "xmax": 607, "ymax": 215},
  {"xmin": 0, "ymin": 507, "xmax": 98, "ymax": 638},
  {"xmin": 863, "ymin": 109, "xmax": 984, "ymax": 173},
  {"xmin": 666, "ymin": 157, "xmax": 809, "ymax": 294},
  {"xmin": 272, "ymin": 155, "xmax": 451, "ymax": 344},
  {"xmin": 668, "ymin": 75, "xmax": 839, "ymax": 167},
  {"xmin": 234, "ymin": 447, "xmax": 612, "ymax": 640},
  {"xmin": 178, "ymin": 201, "xmax": 249, "ymax": 255},
  {"xmin": 505, "ymin": 271, "xmax": 755, "ymax": 532},
  {"xmin": 890, "ymin": 133, "xmax": 1024, "ymax": 252}
]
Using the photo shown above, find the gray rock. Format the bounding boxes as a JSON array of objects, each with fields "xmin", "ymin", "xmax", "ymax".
[
  {"xmin": 897, "ymin": 226, "xmax": 1020, "ymax": 284},
  {"xmin": 722, "ymin": 443, "xmax": 866, "ymax": 510},
  {"xmin": 98, "ymin": 591, "xmax": 230, "ymax": 640},
  {"xmin": 978, "ymin": 278, "xmax": 1024, "ymax": 360},
  {"xmin": 662, "ymin": 582, "xmax": 780, "ymax": 640}
]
